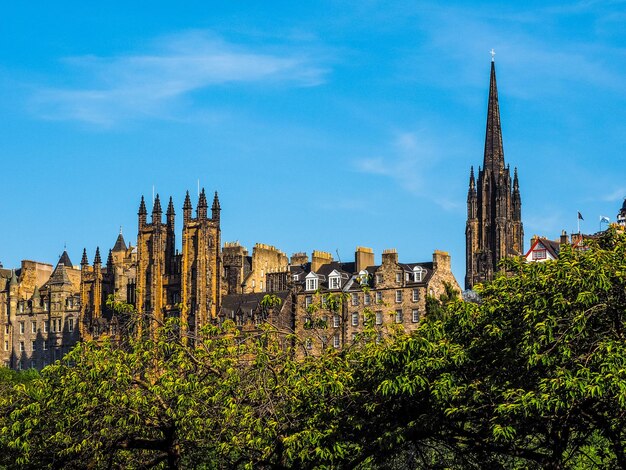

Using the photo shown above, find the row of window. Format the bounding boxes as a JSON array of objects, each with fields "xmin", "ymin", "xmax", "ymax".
[
  {"xmin": 305, "ymin": 267, "xmax": 426, "ymax": 292},
  {"xmin": 5, "ymin": 339, "xmax": 58, "ymax": 352},
  {"xmin": 10, "ymin": 318, "xmax": 74, "ymax": 335},
  {"xmin": 305, "ymin": 309, "xmax": 422, "ymax": 329},
  {"xmin": 305, "ymin": 289, "xmax": 420, "ymax": 308},
  {"xmin": 18, "ymin": 297, "xmax": 78, "ymax": 313}
]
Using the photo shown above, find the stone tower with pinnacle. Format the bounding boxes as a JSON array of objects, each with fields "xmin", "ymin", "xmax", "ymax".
[{"xmin": 465, "ymin": 58, "xmax": 523, "ymax": 290}]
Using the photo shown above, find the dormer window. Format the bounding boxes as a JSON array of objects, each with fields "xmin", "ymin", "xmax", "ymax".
[
  {"xmin": 413, "ymin": 266, "xmax": 425, "ymax": 282},
  {"xmin": 358, "ymin": 270, "xmax": 369, "ymax": 286},
  {"xmin": 328, "ymin": 270, "xmax": 342, "ymax": 290},
  {"xmin": 305, "ymin": 272, "xmax": 318, "ymax": 291}
]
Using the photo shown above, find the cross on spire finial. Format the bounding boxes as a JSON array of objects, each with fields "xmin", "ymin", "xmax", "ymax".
[{"xmin": 490, "ymin": 48, "xmax": 496, "ymax": 62}]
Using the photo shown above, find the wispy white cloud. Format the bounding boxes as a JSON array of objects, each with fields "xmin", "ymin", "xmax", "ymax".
[
  {"xmin": 353, "ymin": 129, "xmax": 463, "ymax": 210},
  {"xmin": 29, "ymin": 30, "xmax": 330, "ymax": 125}
]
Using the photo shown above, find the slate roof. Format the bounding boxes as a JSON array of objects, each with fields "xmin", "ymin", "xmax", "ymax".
[
  {"xmin": 47, "ymin": 260, "xmax": 72, "ymax": 286},
  {"xmin": 221, "ymin": 291, "xmax": 290, "ymax": 318},
  {"xmin": 58, "ymin": 250, "xmax": 73, "ymax": 268},
  {"xmin": 112, "ymin": 233, "xmax": 127, "ymax": 252}
]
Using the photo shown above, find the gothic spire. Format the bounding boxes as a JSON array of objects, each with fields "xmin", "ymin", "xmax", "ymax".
[
  {"xmin": 94, "ymin": 247, "xmax": 102, "ymax": 266},
  {"xmin": 212, "ymin": 191, "xmax": 221, "ymax": 220},
  {"xmin": 138, "ymin": 195, "xmax": 147, "ymax": 227},
  {"xmin": 167, "ymin": 196, "xmax": 175, "ymax": 217},
  {"xmin": 81, "ymin": 248, "xmax": 89, "ymax": 266},
  {"xmin": 483, "ymin": 60, "xmax": 505, "ymax": 173},
  {"xmin": 469, "ymin": 166, "xmax": 475, "ymax": 190},
  {"xmin": 197, "ymin": 188, "xmax": 208, "ymax": 220},
  {"xmin": 513, "ymin": 167, "xmax": 519, "ymax": 191},
  {"xmin": 9, "ymin": 269, "xmax": 17, "ymax": 286},
  {"xmin": 106, "ymin": 249, "xmax": 114, "ymax": 270},
  {"xmin": 183, "ymin": 190, "xmax": 193, "ymax": 223},
  {"xmin": 152, "ymin": 194, "xmax": 162, "ymax": 223}
]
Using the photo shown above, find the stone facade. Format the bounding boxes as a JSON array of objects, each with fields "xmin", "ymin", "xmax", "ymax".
[
  {"xmin": 466, "ymin": 60, "xmax": 523, "ymax": 290},
  {"xmin": 286, "ymin": 247, "xmax": 460, "ymax": 357}
]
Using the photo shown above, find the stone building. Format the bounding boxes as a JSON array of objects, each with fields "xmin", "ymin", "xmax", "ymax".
[
  {"xmin": 466, "ymin": 58, "xmax": 524, "ymax": 290},
  {"xmin": 284, "ymin": 247, "xmax": 460, "ymax": 356}
]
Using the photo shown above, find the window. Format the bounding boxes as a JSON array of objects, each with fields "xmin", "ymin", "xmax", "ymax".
[
  {"xmin": 19, "ymin": 322, "xmax": 24, "ymax": 335},
  {"xmin": 43, "ymin": 341, "xmax": 47, "ymax": 351},
  {"xmin": 44, "ymin": 301, "xmax": 48, "ymax": 311},
  {"xmin": 19, "ymin": 303, "xmax": 23, "ymax": 313},
  {"xmin": 329, "ymin": 276, "xmax": 341, "ymax": 289},
  {"xmin": 58, "ymin": 319, "xmax": 62, "ymax": 332},
  {"xmin": 3, "ymin": 341, "xmax": 8, "ymax": 351},
  {"xmin": 412, "ymin": 289, "xmax": 419, "ymax": 302},
  {"xmin": 375, "ymin": 273, "xmax": 383, "ymax": 284},
  {"xmin": 4, "ymin": 324, "xmax": 8, "ymax": 334},
  {"xmin": 351, "ymin": 295, "xmax": 359, "ymax": 306},
  {"xmin": 31, "ymin": 341, "xmax": 36, "ymax": 351},
  {"xmin": 31, "ymin": 321, "xmax": 37, "ymax": 334},
  {"xmin": 17, "ymin": 360, "xmax": 22, "ymax": 370},
  {"xmin": 532, "ymin": 249, "xmax": 547, "ymax": 260},
  {"xmin": 375, "ymin": 292, "xmax": 383, "ymax": 303},
  {"xmin": 306, "ymin": 275, "xmax": 318, "ymax": 291},
  {"xmin": 364, "ymin": 293, "xmax": 371, "ymax": 305},
  {"xmin": 395, "ymin": 290, "xmax": 403, "ymax": 303},
  {"xmin": 68, "ymin": 318, "xmax": 74, "ymax": 332},
  {"xmin": 19, "ymin": 341, "xmax": 24, "ymax": 352},
  {"xmin": 43, "ymin": 321, "xmax": 48, "ymax": 333},
  {"xmin": 292, "ymin": 274, "xmax": 299, "ymax": 282},
  {"xmin": 333, "ymin": 334, "xmax": 340, "ymax": 349},
  {"xmin": 305, "ymin": 296, "xmax": 312, "ymax": 308},
  {"xmin": 260, "ymin": 281, "xmax": 264, "ymax": 292},
  {"xmin": 30, "ymin": 360, "xmax": 35, "ymax": 369},
  {"xmin": 375, "ymin": 311, "xmax": 383, "ymax": 325},
  {"xmin": 333, "ymin": 315, "xmax": 340, "ymax": 328},
  {"xmin": 395, "ymin": 310, "xmax": 403, "ymax": 323},
  {"xmin": 67, "ymin": 298, "xmax": 73, "ymax": 308},
  {"xmin": 351, "ymin": 312, "xmax": 359, "ymax": 326},
  {"xmin": 413, "ymin": 266, "xmax": 425, "ymax": 282},
  {"xmin": 305, "ymin": 338, "xmax": 313, "ymax": 350},
  {"xmin": 351, "ymin": 332, "xmax": 357, "ymax": 342},
  {"xmin": 395, "ymin": 272, "xmax": 402, "ymax": 283},
  {"xmin": 412, "ymin": 309, "xmax": 420, "ymax": 323}
]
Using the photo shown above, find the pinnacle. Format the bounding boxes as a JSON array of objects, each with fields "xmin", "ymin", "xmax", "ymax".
[{"xmin": 138, "ymin": 195, "xmax": 147, "ymax": 215}]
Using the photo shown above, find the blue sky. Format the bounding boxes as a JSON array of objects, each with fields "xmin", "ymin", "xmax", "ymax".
[{"xmin": 2, "ymin": 1, "xmax": 626, "ymax": 284}]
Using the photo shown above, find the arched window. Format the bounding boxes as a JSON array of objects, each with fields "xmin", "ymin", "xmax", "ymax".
[{"xmin": 413, "ymin": 266, "xmax": 425, "ymax": 282}]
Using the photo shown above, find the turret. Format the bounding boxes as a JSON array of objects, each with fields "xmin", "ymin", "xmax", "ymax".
[
  {"xmin": 467, "ymin": 166, "xmax": 477, "ymax": 219},
  {"xmin": 152, "ymin": 194, "xmax": 162, "ymax": 224},
  {"xmin": 106, "ymin": 249, "xmax": 114, "ymax": 272},
  {"xmin": 512, "ymin": 167, "xmax": 522, "ymax": 221},
  {"xmin": 94, "ymin": 247, "xmax": 102, "ymax": 268},
  {"xmin": 166, "ymin": 196, "xmax": 176, "ymax": 227},
  {"xmin": 183, "ymin": 191, "xmax": 193, "ymax": 223},
  {"xmin": 212, "ymin": 191, "xmax": 221, "ymax": 221},
  {"xmin": 138, "ymin": 196, "xmax": 147, "ymax": 228},
  {"xmin": 197, "ymin": 188, "xmax": 208, "ymax": 221}
]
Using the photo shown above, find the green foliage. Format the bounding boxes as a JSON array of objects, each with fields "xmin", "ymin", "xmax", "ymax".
[{"xmin": 3, "ymin": 229, "xmax": 626, "ymax": 468}]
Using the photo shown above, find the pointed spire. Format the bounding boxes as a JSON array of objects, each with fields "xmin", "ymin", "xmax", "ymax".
[
  {"xmin": 58, "ymin": 250, "xmax": 73, "ymax": 268},
  {"xmin": 31, "ymin": 285, "xmax": 40, "ymax": 300},
  {"xmin": 112, "ymin": 232, "xmax": 127, "ymax": 252},
  {"xmin": 94, "ymin": 247, "xmax": 102, "ymax": 266},
  {"xmin": 81, "ymin": 248, "xmax": 89, "ymax": 266},
  {"xmin": 469, "ymin": 166, "xmax": 475, "ymax": 190},
  {"xmin": 138, "ymin": 195, "xmax": 147, "ymax": 227},
  {"xmin": 513, "ymin": 167, "xmax": 519, "ymax": 191},
  {"xmin": 183, "ymin": 190, "xmax": 193, "ymax": 223},
  {"xmin": 167, "ymin": 196, "xmax": 175, "ymax": 216},
  {"xmin": 107, "ymin": 249, "xmax": 114, "ymax": 268},
  {"xmin": 483, "ymin": 60, "xmax": 505, "ymax": 173},
  {"xmin": 197, "ymin": 188, "xmax": 208, "ymax": 220},
  {"xmin": 212, "ymin": 191, "xmax": 221, "ymax": 220},
  {"xmin": 152, "ymin": 194, "xmax": 162, "ymax": 224}
]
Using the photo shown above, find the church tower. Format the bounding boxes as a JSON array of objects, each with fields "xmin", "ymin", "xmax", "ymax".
[{"xmin": 465, "ymin": 57, "xmax": 523, "ymax": 290}]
